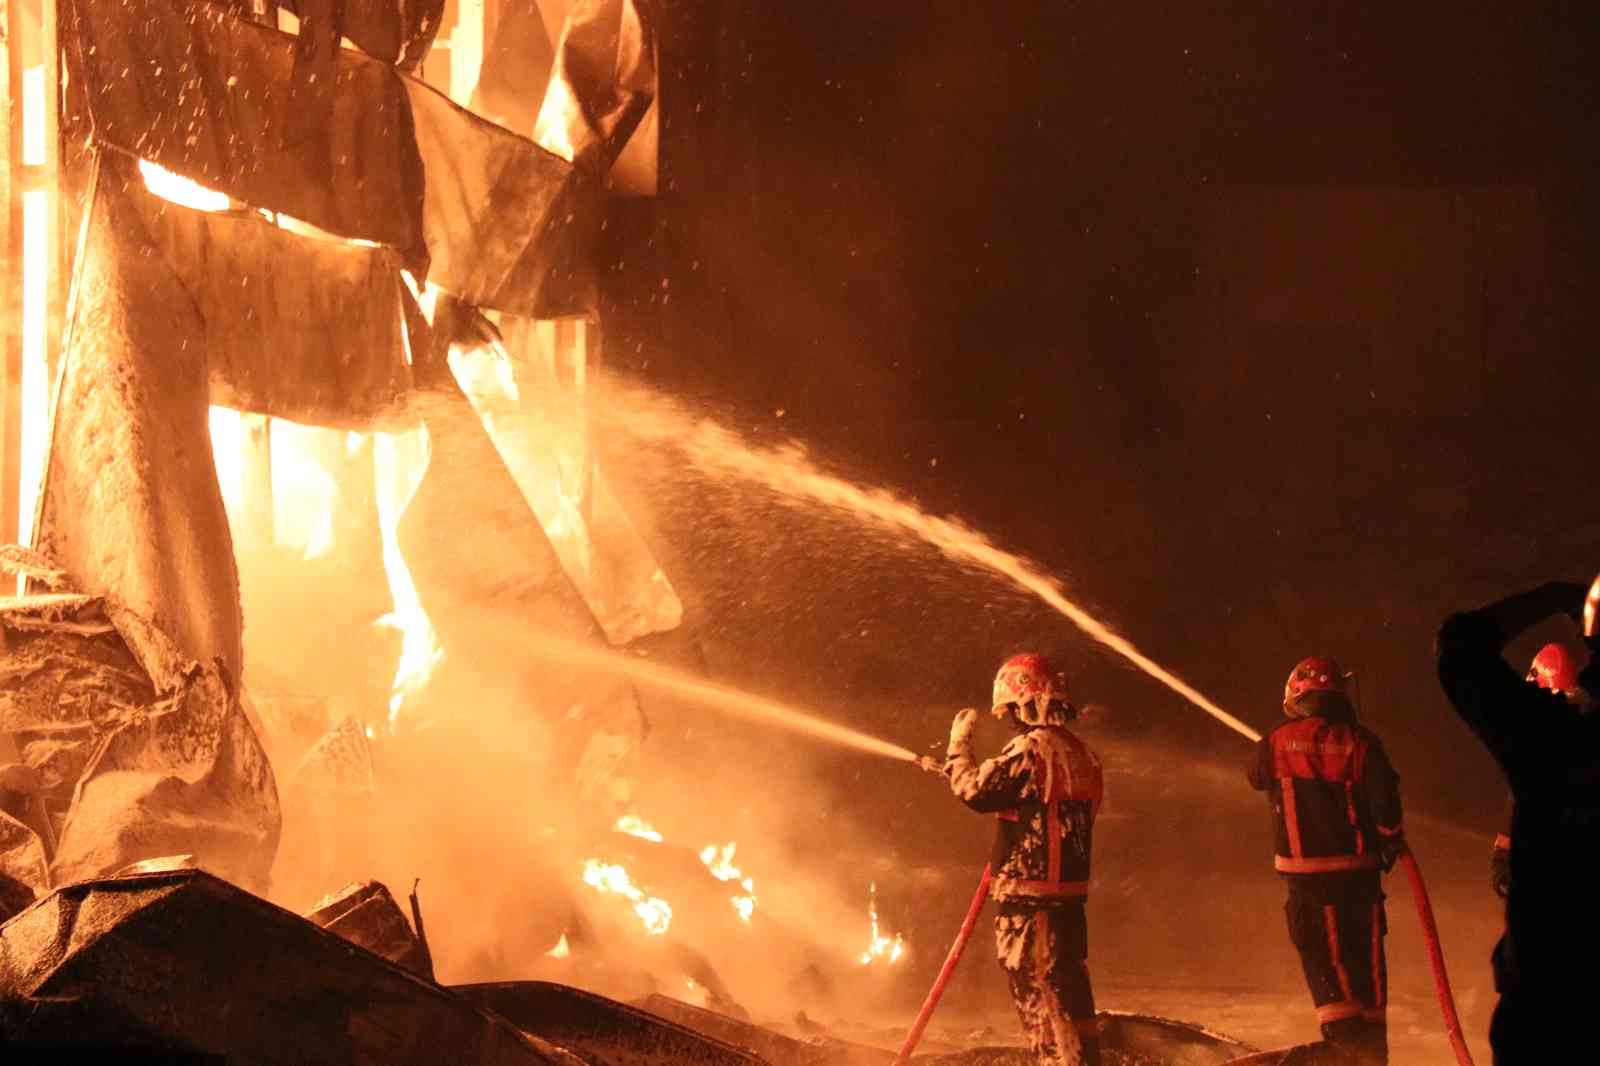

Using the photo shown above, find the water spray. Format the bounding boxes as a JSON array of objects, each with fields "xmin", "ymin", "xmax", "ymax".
[
  {"xmin": 575, "ymin": 379, "xmax": 1468, "ymax": 1061},
  {"xmin": 525, "ymin": 633, "xmax": 923, "ymax": 765},
  {"xmin": 594, "ymin": 383, "xmax": 1261, "ymax": 745}
]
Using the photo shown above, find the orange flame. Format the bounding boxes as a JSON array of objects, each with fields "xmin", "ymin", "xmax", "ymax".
[
  {"xmin": 582, "ymin": 858, "xmax": 672, "ymax": 935},
  {"xmin": 615, "ymin": 814, "xmax": 663, "ymax": 843},
  {"xmin": 699, "ymin": 843, "xmax": 758, "ymax": 923},
  {"xmin": 373, "ymin": 428, "xmax": 443, "ymax": 726},
  {"xmin": 138, "ymin": 159, "xmax": 230, "ymax": 213},
  {"xmin": 858, "ymin": 883, "xmax": 905, "ymax": 965},
  {"xmin": 267, "ymin": 420, "xmax": 342, "ymax": 561}
]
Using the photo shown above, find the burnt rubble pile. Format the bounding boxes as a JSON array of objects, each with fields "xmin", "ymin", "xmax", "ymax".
[
  {"xmin": 0, "ymin": 863, "xmax": 1278, "ymax": 1065},
  {"xmin": 0, "ymin": 550, "xmax": 279, "ymax": 910}
]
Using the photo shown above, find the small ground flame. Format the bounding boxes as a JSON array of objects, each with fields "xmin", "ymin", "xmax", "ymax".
[
  {"xmin": 545, "ymin": 933, "xmax": 571, "ymax": 958},
  {"xmin": 582, "ymin": 859, "xmax": 673, "ymax": 936},
  {"xmin": 615, "ymin": 814, "xmax": 664, "ymax": 842},
  {"xmin": 699, "ymin": 843, "xmax": 758, "ymax": 923},
  {"xmin": 858, "ymin": 883, "xmax": 905, "ymax": 965}
]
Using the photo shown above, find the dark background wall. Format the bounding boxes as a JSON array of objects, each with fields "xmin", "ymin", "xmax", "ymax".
[{"xmin": 596, "ymin": 1, "xmax": 1599, "ymax": 854}]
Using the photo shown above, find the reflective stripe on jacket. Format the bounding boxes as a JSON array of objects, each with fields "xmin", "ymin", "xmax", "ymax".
[
  {"xmin": 1248, "ymin": 716, "xmax": 1402, "ymax": 875},
  {"xmin": 946, "ymin": 725, "xmax": 1102, "ymax": 902}
]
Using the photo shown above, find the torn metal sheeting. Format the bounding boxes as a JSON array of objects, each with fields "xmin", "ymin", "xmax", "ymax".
[
  {"xmin": 470, "ymin": 0, "xmax": 558, "ymax": 134},
  {"xmin": 290, "ymin": 717, "xmax": 378, "ymax": 796},
  {"xmin": 398, "ymin": 354, "xmax": 601, "ymax": 675},
  {"xmin": 306, "ymin": 880, "xmax": 434, "ymax": 979},
  {"xmin": 273, "ymin": 0, "xmax": 447, "ymax": 68},
  {"xmin": 450, "ymin": 327, "xmax": 683, "ymax": 645},
  {"xmin": 534, "ymin": 0, "xmax": 657, "ymax": 176},
  {"xmin": 68, "ymin": 0, "xmax": 594, "ymax": 316},
  {"xmin": 0, "ymin": 871, "xmax": 572, "ymax": 1065},
  {"xmin": 639, "ymin": 998, "xmax": 1256, "ymax": 1066},
  {"xmin": 0, "ymin": 580, "xmax": 278, "ymax": 895},
  {"xmin": 0, "ymin": 811, "xmax": 47, "ymax": 911},
  {"xmin": 404, "ymin": 82, "xmax": 598, "ymax": 318},
  {"xmin": 117, "ymin": 161, "xmax": 416, "ymax": 429},
  {"xmin": 0, "ymin": 593, "xmax": 157, "ymax": 806},
  {"xmin": 633, "ymin": 995, "xmax": 844, "ymax": 1066},
  {"xmin": 1093, "ymin": 1012, "xmax": 1258, "ymax": 1065},
  {"xmin": 0, "ymin": 545, "xmax": 72, "ymax": 590},
  {"xmin": 50, "ymin": 656, "xmax": 280, "ymax": 894},
  {"xmin": 36, "ymin": 163, "xmax": 245, "ymax": 683},
  {"xmin": 457, "ymin": 982, "xmax": 765, "ymax": 1066},
  {"xmin": 68, "ymin": 0, "xmax": 426, "ymax": 266}
]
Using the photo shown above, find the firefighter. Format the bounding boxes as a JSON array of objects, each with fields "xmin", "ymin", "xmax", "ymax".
[
  {"xmin": 1489, "ymin": 643, "xmax": 1583, "ymax": 899},
  {"xmin": 944, "ymin": 652, "xmax": 1103, "ymax": 1066},
  {"xmin": 1436, "ymin": 577, "xmax": 1600, "ymax": 1064},
  {"xmin": 1248, "ymin": 657, "xmax": 1404, "ymax": 1064}
]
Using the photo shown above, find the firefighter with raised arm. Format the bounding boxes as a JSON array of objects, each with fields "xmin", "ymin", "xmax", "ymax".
[
  {"xmin": 1436, "ymin": 577, "xmax": 1600, "ymax": 1063},
  {"xmin": 1488, "ymin": 643, "xmax": 1583, "ymax": 899},
  {"xmin": 944, "ymin": 653, "xmax": 1104, "ymax": 1066},
  {"xmin": 1249, "ymin": 657, "xmax": 1404, "ymax": 1064}
]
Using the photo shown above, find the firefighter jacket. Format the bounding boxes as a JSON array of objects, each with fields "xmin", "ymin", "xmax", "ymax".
[
  {"xmin": 1248, "ymin": 710, "xmax": 1403, "ymax": 876},
  {"xmin": 1436, "ymin": 580, "xmax": 1600, "ymax": 1017},
  {"xmin": 945, "ymin": 724, "xmax": 1102, "ymax": 904}
]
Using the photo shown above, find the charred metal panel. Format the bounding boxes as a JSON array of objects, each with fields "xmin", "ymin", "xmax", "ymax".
[
  {"xmin": 458, "ymin": 981, "xmax": 765, "ymax": 1066},
  {"xmin": 66, "ymin": 0, "xmax": 591, "ymax": 316},
  {"xmin": 0, "ymin": 871, "xmax": 574, "ymax": 1064}
]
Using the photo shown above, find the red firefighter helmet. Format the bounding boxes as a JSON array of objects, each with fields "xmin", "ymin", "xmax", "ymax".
[
  {"xmin": 992, "ymin": 652, "xmax": 1073, "ymax": 727},
  {"xmin": 1585, "ymin": 574, "xmax": 1600, "ymax": 642},
  {"xmin": 1283, "ymin": 656, "xmax": 1348, "ymax": 717},
  {"xmin": 1526, "ymin": 642, "xmax": 1580, "ymax": 694}
]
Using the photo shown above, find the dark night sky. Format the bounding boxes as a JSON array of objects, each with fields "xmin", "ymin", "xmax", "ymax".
[{"xmin": 596, "ymin": 1, "xmax": 1599, "ymax": 849}]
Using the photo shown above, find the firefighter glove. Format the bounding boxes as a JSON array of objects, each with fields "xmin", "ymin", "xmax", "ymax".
[
  {"xmin": 1491, "ymin": 846, "xmax": 1511, "ymax": 900},
  {"xmin": 947, "ymin": 708, "xmax": 979, "ymax": 757},
  {"xmin": 1378, "ymin": 833, "xmax": 1407, "ymax": 873}
]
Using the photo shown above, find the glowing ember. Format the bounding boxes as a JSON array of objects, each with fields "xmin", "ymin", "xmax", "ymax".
[
  {"xmin": 699, "ymin": 843, "xmax": 758, "ymax": 923},
  {"xmin": 615, "ymin": 814, "xmax": 664, "ymax": 843},
  {"xmin": 582, "ymin": 859, "xmax": 673, "ymax": 936},
  {"xmin": 546, "ymin": 933, "xmax": 571, "ymax": 958},
  {"xmin": 858, "ymin": 883, "xmax": 905, "ymax": 965}
]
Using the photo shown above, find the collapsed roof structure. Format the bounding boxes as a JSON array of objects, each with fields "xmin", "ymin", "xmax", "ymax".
[{"xmin": 2, "ymin": 0, "xmax": 676, "ymax": 901}]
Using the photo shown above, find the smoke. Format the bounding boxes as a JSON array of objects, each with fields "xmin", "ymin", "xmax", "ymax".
[{"xmin": 219, "ymin": 371, "xmax": 1498, "ymax": 1061}]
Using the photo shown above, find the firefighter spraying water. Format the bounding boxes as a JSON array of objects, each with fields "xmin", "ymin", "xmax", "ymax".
[
  {"xmin": 1248, "ymin": 657, "xmax": 1405, "ymax": 1064},
  {"xmin": 932, "ymin": 653, "xmax": 1105, "ymax": 1066},
  {"xmin": 893, "ymin": 645, "xmax": 1479, "ymax": 1066}
]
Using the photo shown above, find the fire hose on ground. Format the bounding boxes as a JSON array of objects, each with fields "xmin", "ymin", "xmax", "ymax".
[{"xmin": 896, "ymin": 734, "xmax": 1477, "ymax": 1066}]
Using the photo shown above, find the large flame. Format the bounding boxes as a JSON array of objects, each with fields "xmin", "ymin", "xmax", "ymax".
[
  {"xmin": 858, "ymin": 883, "xmax": 905, "ymax": 965},
  {"xmin": 15, "ymin": 63, "xmax": 51, "ymax": 557},
  {"xmin": 582, "ymin": 859, "xmax": 672, "ymax": 936},
  {"xmin": 267, "ymin": 420, "xmax": 343, "ymax": 561},
  {"xmin": 205, "ymin": 408, "xmax": 343, "ymax": 561},
  {"xmin": 373, "ymin": 428, "xmax": 442, "ymax": 726},
  {"xmin": 699, "ymin": 843, "xmax": 758, "ymax": 923}
]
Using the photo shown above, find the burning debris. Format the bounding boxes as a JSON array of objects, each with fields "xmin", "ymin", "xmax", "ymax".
[
  {"xmin": 858, "ymin": 883, "xmax": 907, "ymax": 966},
  {"xmin": 700, "ymin": 843, "xmax": 759, "ymax": 923},
  {"xmin": 617, "ymin": 814, "xmax": 666, "ymax": 843},
  {"xmin": 582, "ymin": 858, "xmax": 675, "ymax": 936}
]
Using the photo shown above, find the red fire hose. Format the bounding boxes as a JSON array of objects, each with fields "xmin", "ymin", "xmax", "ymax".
[
  {"xmin": 1397, "ymin": 846, "xmax": 1476, "ymax": 1066},
  {"xmin": 893, "ymin": 864, "xmax": 993, "ymax": 1064}
]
